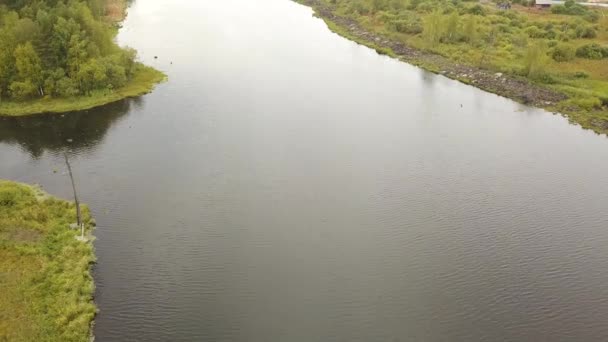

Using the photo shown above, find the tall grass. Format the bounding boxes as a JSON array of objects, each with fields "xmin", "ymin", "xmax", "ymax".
[{"xmin": 0, "ymin": 180, "xmax": 96, "ymax": 342}]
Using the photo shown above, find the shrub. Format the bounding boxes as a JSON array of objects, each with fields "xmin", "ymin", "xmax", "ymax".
[
  {"xmin": 353, "ymin": 1, "xmax": 372, "ymax": 14},
  {"xmin": 524, "ymin": 25, "xmax": 546, "ymax": 38},
  {"xmin": 416, "ymin": 2, "xmax": 435, "ymax": 12},
  {"xmin": 0, "ymin": 188, "xmax": 19, "ymax": 206},
  {"xmin": 524, "ymin": 41, "xmax": 549, "ymax": 78},
  {"xmin": 583, "ymin": 12, "xmax": 600, "ymax": 23},
  {"xmin": 576, "ymin": 43, "xmax": 608, "ymax": 59},
  {"xmin": 573, "ymin": 25, "xmax": 597, "ymax": 38},
  {"xmin": 55, "ymin": 77, "xmax": 80, "ymax": 97},
  {"xmin": 571, "ymin": 97, "xmax": 602, "ymax": 111},
  {"xmin": 497, "ymin": 24, "xmax": 513, "ymax": 33},
  {"xmin": 573, "ymin": 71, "xmax": 589, "ymax": 78},
  {"xmin": 467, "ymin": 4, "xmax": 486, "ymax": 15},
  {"xmin": 551, "ymin": 0, "xmax": 588, "ymax": 16},
  {"xmin": 9, "ymin": 80, "xmax": 38, "ymax": 100},
  {"xmin": 551, "ymin": 43, "xmax": 576, "ymax": 62},
  {"xmin": 388, "ymin": 12, "xmax": 424, "ymax": 34}
]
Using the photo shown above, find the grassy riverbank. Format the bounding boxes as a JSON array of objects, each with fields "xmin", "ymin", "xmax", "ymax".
[
  {"xmin": 0, "ymin": 64, "xmax": 165, "ymax": 117},
  {"xmin": 0, "ymin": 0, "xmax": 165, "ymax": 117},
  {"xmin": 296, "ymin": 0, "xmax": 608, "ymax": 135},
  {"xmin": 0, "ymin": 180, "xmax": 96, "ymax": 342}
]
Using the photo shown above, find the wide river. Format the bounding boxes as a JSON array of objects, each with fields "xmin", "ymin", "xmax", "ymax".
[{"xmin": 2, "ymin": 0, "xmax": 608, "ymax": 340}]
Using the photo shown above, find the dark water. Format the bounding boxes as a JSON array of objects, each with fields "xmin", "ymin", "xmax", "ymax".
[{"xmin": 2, "ymin": 0, "xmax": 608, "ymax": 341}]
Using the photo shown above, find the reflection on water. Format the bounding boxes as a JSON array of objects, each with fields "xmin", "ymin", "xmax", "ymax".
[{"xmin": 0, "ymin": 99, "xmax": 137, "ymax": 158}]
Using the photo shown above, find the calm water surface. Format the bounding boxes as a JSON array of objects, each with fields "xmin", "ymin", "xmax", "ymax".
[{"xmin": 2, "ymin": 0, "xmax": 608, "ymax": 341}]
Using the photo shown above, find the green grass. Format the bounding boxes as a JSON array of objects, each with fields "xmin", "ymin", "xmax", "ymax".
[
  {"xmin": 0, "ymin": 180, "xmax": 96, "ymax": 342},
  {"xmin": 0, "ymin": 64, "xmax": 166, "ymax": 117}
]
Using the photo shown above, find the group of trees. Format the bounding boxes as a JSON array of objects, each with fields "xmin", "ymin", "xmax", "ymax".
[{"xmin": 0, "ymin": 0, "xmax": 138, "ymax": 102}]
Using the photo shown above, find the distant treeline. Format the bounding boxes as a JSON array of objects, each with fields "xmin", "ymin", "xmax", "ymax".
[{"xmin": 0, "ymin": 0, "xmax": 138, "ymax": 101}]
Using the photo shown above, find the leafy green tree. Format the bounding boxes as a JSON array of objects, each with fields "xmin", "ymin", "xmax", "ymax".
[
  {"xmin": 13, "ymin": 42, "xmax": 43, "ymax": 97},
  {"xmin": 462, "ymin": 16, "xmax": 478, "ymax": 44},
  {"xmin": 51, "ymin": 17, "xmax": 82, "ymax": 69},
  {"xmin": 444, "ymin": 12, "xmax": 459, "ymax": 43},
  {"xmin": 67, "ymin": 34, "xmax": 89, "ymax": 76},
  {"xmin": 524, "ymin": 41, "xmax": 549, "ymax": 78},
  {"xmin": 0, "ymin": 31, "xmax": 17, "ymax": 101},
  {"xmin": 423, "ymin": 11, "xmax": 444, "ymax": 46},
  {"xmin": 0, "ymin": 0, "xmax": 141, "ymax": 101}
]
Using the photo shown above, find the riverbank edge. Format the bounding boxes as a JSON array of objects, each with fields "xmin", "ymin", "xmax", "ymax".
[
  {"xmin": 0, "ymin": 180, "xmax": 96, "ymax": 341},
  {"xmin": 0, "ymin": 64, "xmax": 166, "ymax": 117},
  {"xmin": 293, "ymin": 0, "xmax": 608, "ymax": 136}
]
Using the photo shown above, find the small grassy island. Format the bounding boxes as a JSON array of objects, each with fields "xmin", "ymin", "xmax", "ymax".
[
  {"xmin": 0, "ymin": 0, "xmax": 165, "ymax": 117},
  {"xmin": 297, "ymin": 0, "xmax": 608, "ymax": 134},
  {"xmin": 0, "ymin": 180, "xmax": 96, "ymax": 341}
]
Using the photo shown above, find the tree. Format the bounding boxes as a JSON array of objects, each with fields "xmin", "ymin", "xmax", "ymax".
[
  {"xmin": 444, "ymin": 12, "xmax": 459, "ymax": 43},
  {"xmin": 423, "ymin": 11, "xmax": 444, "ymax": 46},
  {"xmin": 13, "ymin": 42, "xmax": 43, "ymax": 97},
  {"xmin": 0, "ymin": 31, "xmax": 17, "ymax": 102},
  {"xmin": 0, "ymin": 0, "xmax": 141, "ymax": 101},
  {"xmin": 51, "ymin": 17, "xmax": 82, "ymax": 68},
  {"xmin": 76, "ymin": 58, "xmax": 107, "ymax": 94},
  {"xmin": 524, "ymin": 41, "xmax": 549, "ymax": 78},
  {"xmin": 462, "ymin": 16, "xmax": 478, "ymax": 44},
  {"xmin": 67, "ymin": 34, "xmax": 89, "ymax": 76}
]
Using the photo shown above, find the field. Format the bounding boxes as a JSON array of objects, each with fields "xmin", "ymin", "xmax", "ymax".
[{"xmin": 0, "ymin": 181, "xmax": 96, "ymax": 342}]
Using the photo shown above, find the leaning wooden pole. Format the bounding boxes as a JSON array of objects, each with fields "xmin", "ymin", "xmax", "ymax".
[{"xmin": 64, "ymin": 153, "xmax": 83, "ymax": 236}]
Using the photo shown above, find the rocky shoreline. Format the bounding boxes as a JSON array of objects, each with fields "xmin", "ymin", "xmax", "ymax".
[{"xmin": 294, "ymin": 0, "xmax": 591, "ymax": 124}]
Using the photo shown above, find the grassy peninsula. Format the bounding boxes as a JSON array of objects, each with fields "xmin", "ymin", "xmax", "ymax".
[
  {"xmin": 296, "ymin": 0, "xmax": 608, "ymax": 134},
  {"xmin": 0, "ymin": 0, "xmax": 164, "ymax": 117},
  {"xmin": 0, "ymin": 180, "xmax": 96, "ymax": 341}
]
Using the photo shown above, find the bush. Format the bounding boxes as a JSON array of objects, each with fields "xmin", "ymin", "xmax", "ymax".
[
  {"xmin": 467, "ymin": 4, "xmax": 486, "ymax": 15},
  {"xmin": 9, "ymin": 80, "xmax": 38, "ymax": 100},
  {"xmin": 524, "ymin": 41, "xmax": 549, "ymax": 78},
  {"xmin": 0, "ymin": 188, "xmax": 19, "ymax": 206},
  {"xmin": 583, "ymin": 11, "xmax": 600, "ymax": 23},
  {"xmin": 388, "ymin": 12, "xmax": 423, "ymax": 34},
  {"xmin": 524, "ymin": 25, "xmax": 546, "ymax": 38},
  {"xmin": 573, "ymin": 71, "xmax": 589, "ymax": 78},
  {"xmin": 353, "ymin": 1, "xmax": 372, "ymax": 14},
  {"xmin": 573, "ymin": 25, "xmax": 597, "ymax": 39},
  {"xmin": 55, "ymin": 77, "xmax": 80, "ymax": 97},
  {"xmin": 394, "ymin": 19, "xmax": 423, "ymax": 33},
  {"xmin": 571, "ymin": 97, "xmax": 602, "ymax": 111},
  {"xmin": 576, "ymin": 43, "xmax": 608, "ymax": 59},
  {"xmin": 416, "ymin": 2, "xmax": 435, "ymax": 12},
  {"xmin": 551, "ymin": 43, "xmax": 576, "ymax": 62},
  {"xmin": 551, "ymin": 0, "xmax": 588, "ymax": 15}
]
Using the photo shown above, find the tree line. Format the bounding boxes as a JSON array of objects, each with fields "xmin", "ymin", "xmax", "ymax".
[{"xmin": 0, "ymin": 0, "xmax": 138, "ymax": 102}]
